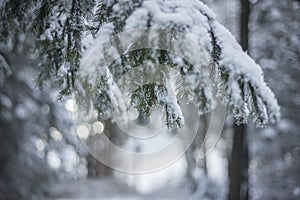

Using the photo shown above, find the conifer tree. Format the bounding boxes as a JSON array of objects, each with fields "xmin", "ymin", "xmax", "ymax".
[{"xmin": 0, "ymin": 0, "xmax": 280, "ymax": 128}]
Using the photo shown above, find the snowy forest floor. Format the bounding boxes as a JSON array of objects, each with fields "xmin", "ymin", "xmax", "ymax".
[{"xmin": 47, "ymin": 178, "xmax": 192, "ymax": 200}]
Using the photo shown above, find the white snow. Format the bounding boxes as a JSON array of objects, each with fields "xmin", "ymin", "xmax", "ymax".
[
  {"xmin": 212, "ymin": 20, "xmax": 280, "ymax": 125},
  {"xmin": 78, "ymin": 0, "xmax": 280, "ymax": 128},
  {"xmin": 48, "ymin": 178, "xmax": 191, "ymax": 200}
]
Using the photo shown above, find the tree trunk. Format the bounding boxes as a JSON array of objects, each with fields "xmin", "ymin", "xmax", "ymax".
[
  {"xmin": 228, "ymin": 0, "xmax": 250, "ymax": 200},
  {"xmin": 228, "ymin": 125, "xmax": 249, "ymax": 200},
  {"xmin": 87, "ymin": 120, "xmax": 119, "ymax": 177},
  {"xmin": 185, "ymin": 113, "xmax": 209, "ymax": 193}
]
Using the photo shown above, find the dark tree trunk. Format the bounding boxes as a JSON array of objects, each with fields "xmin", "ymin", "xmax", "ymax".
[
  {"xmin": 240, "ymin": 0, "xmax": 250, "ymax": 51},
  {"xmin": 228, "ymin": 125, "xmax": 249, "ymax": 200},
  {"xmin": 228, "ymin": 0, "xmax": 250, "ymax": 200},
  {"xmin": 87, "ymin": 154, "xmax": 112, "ymax": 177},
  {"xmin": 201, "ymin": 114, "xmax": 209, "ymax": 176}
]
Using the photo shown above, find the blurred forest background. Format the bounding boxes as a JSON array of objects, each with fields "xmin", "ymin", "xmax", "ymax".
[{"xmin": 0, "ymin": 0, "xmax": 299, "ymax": 199}]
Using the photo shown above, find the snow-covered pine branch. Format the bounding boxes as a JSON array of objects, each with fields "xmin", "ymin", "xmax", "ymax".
[
  {"xmin": 78, "ymin": 0, "xmax": 280, "ymax": 128},
  {"xmin": 0, "ymin": 0, "xmax": 280, "ymax": 128}
]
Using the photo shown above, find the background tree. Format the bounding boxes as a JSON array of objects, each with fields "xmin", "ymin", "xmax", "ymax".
[
  {"xmin": 0, "ymin": 38, "xmax": 86, "ymax": 199},
  {"xmin": 228, "ymin": 0, "xmax": 250, "ymax": 199},
  {"xmin": 199, "ymin": 0, "xmax": 300, "ymax": 199},
  {"xmin": 249, "ymin": 0, "xmax": 300, "ymax": 199}
]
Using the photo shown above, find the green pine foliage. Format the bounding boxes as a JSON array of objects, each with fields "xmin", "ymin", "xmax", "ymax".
[{"xmin": 0, "ymin": 0, "xmax": 280, "ymax": 129}]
